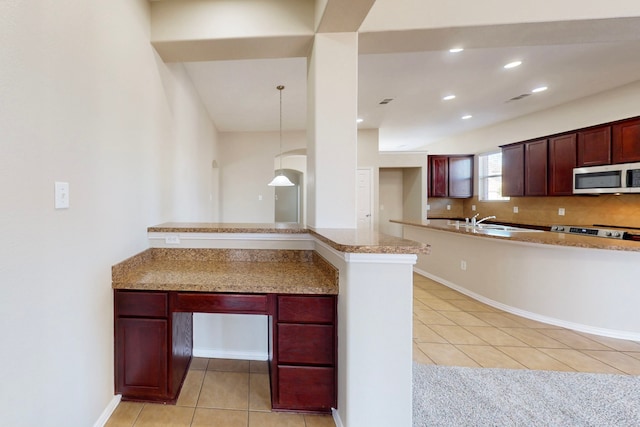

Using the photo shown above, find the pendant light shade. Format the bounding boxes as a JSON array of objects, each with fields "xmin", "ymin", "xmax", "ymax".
[{"xmin": 268, "ymin": 85, "xmax": 294, "ymax": 187}]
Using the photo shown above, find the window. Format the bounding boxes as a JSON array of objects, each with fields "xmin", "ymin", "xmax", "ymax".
[{"xmin": 479, "ymin": 151, "xmax": 510, "ymax": 201}]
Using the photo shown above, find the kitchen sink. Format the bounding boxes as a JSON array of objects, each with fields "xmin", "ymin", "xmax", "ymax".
[{"xmin": 475, "ymin": 224, "xmax": 543, "ymax": 232}]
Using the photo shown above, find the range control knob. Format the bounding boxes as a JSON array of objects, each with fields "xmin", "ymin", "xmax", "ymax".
[
  {"xmin": 555, "ymin": 226, "xmax": 564, "ymax": 232},
  {"xmin": 613, "ymin": 232, "xmax": 621, "ymax": 238}
]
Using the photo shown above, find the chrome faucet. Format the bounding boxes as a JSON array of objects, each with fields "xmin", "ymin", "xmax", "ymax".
[
  {"xmin": 469, "ymin": 213, "xmax": 480, "ymax": 227},
  {"xmin": 475, "ymin": 215, "xmax": 497, "ymax": 226}
]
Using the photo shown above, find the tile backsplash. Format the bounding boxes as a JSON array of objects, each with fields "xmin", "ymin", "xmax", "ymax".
[{"xmin": 427, "ymin": 194, "xmax": 640, "ymax": 229}]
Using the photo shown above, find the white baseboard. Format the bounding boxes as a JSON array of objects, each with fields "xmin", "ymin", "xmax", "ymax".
[
  {"xmin": 193, "ymin": 348, "xmax": 268, "ymax": 361},
  {"xmin": 93, "ymin": 394, "xmax": 121, "ymax": 427},
  {"xmin": 332, "ymin": 408, "xmax": 344, "ymax": 427},
  {"xmin": 414, "ymin": 267, "xmax": 640, "ymax": 342}
]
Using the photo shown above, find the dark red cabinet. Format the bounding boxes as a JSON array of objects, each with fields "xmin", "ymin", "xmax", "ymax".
[
  {"xmin": 114, "ymin": 290, "xmax": 336, "ymax": 413},
  {"xmin": 114, "ymin": 290, "xmax": 192, "ymax": 403},
  {"xmin": 272, "ymin": 295, "xmax": 337, "ymax": 413},
  {"xmin": 613, "ymin": 118, "xmax": 640, "ymax": 164},
  {"xmin": 524, "ymin": 139, "xmax": 548, "ymax": 196},
  {"xmin": 502, "ymin": 139, "xmax": 548, "ymax": 196},
  {"xmin": 428, "ymin": 156, "xmax": 449, "ymax": 197},
  {"xmin": 428, "ymin": 154, "xmax": 473, "ymax": 198},
  {"xmin": 577, "ymin": 126, "xmax": 611, "ymax": 166},
  {"xmin": 501, "ymin": 143, "xmax": 524, "ymax": 197},
  {"xmin": 548, "ymin": 134, "xmax": 577, "ymax": 196}
]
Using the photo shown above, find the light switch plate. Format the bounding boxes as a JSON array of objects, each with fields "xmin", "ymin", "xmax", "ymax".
[
  {"xmin": 513, "ymin": 206, "xmax": 519, "ymax": 213},
  {"xmin": 54, "ymin": 181, "xmax": 69, "ymax": 209},
  {"xmin": 558, "ymin": 208, "xmax": 565, "ymax": 216}
]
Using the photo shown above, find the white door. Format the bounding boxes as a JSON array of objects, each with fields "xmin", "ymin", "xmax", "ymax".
[{"xmin": 357, "ymin": 168, "xmax": 373, "ymax": 228}]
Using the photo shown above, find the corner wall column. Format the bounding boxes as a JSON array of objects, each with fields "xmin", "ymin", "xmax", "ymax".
[{"xmin": 307, "ymin": 33, "xmax": 358, "ymax": 228}]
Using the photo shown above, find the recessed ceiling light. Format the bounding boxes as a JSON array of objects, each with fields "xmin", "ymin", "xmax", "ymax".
[
  {"xmin": 442, "ymin": 95, "xmax": 456, "ymax": 101},
  {"xmin": 461, "ymin": 115, "xmax": 472, "ymax": 120},
  {"xmin": 504, "ymin": 61, "xmax": 522, "ymax": 69},
  {"xmin": 532, "ymin": 86, "xmax": 548, "ymax": 93},
  {"xmin": 356, "ymin": 118, "xmax": 364, "ymax": 123},
  {"xmin": 449, "ymin": 48, "xmax": 464, "ymax": 53}
]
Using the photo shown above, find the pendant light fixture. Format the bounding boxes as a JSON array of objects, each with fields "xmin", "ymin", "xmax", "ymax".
[{"xmin": 268, "ymin": 85, "xmax": 295, "ymax": 187}]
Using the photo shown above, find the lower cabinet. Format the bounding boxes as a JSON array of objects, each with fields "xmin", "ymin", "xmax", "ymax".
[
  {"xmin": 271, "ymin": 295, "xmax": 337, "ymax": 413},
  {"xmin": 116, "ymin": 317, "xmax": 168, "ymax": 399},
  {"xmin": 114, "ymin": 290, "xmax": 192, "ymax": 403},
  {"xmin": 114, "ymin": 290, "xmax": 337, "ymax": 413},
  {"xmin": 277, "ymin": 366, "xmax": 335, "ymax": 410}
]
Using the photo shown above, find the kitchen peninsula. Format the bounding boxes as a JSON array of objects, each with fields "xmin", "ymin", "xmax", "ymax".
[
  {"xmin": 394, "ymin": 219, "xmax": 640, "ymax": 341},
  {"xmin": 113, "ymin": 223, "xmax": 428, "ymax": 426}
]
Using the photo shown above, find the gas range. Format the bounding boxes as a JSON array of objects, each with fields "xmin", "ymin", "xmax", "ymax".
[{"xmin": 550, "ymin": 225, "xmax": 639, "ymax": 240}]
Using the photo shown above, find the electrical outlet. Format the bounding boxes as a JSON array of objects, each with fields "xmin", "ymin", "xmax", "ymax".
[
  {"xmin": 426, "ymin": 204, "xmax": 431, "ymax": 211},
  {"xmin": 472, "ymin": 205, "xmax": 476, "ymax": 211},
  {"xmin": 460, "ymin": 260, "xmax": 467, "ymax": 271},
  {"xmin": 513, "ymin": 206, "xmax": 519, "ymax": 213},
  {"xmin": 165, "ymin": 235, "xmax": 180, "ymax": 244},
  {"xmin": 258, "ymin": 195, "xmax": 262, "ymax": 201},
  {"xmin": 446, "ymin": 205, "xmax": 451, "ymax": 210},
  {"xmin": 558, "ymin": 208, "xmax": 565, "ymax": 216}
]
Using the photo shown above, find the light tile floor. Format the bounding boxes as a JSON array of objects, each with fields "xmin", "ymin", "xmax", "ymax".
[
  {"xmin": 413, "ymin": 273, "xmax": 640, "ymax": 374},
  {"xmin": 105, "ymin": 358, "xmax": 335, "ymax": 427},
  {"xmin": 107, "ymin": 273, "xmax": 640, "ymax": 426}
]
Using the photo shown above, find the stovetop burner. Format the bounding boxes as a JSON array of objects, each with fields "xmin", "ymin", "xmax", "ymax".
[{"xmin": 551, "ymin": 225, "xmax": 629, "ymax": 239}]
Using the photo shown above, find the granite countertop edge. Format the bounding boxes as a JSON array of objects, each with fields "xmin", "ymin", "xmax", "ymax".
[
  {"xmin": 147, "ymin": 222, "xmax": 428, "ymax": 255},
  {"xmin": 392, "ymin": 219, "xmax": 640, "ymax": 253}
]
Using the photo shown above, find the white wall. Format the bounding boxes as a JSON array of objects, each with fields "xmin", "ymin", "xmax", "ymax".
[
  {"xmin": 379, "ymin": 169, "xmax": 404, "ymax": 236},
  {"xmin": 405, "ymin": 226, "xmax": 640, "ymax": 339},
  {"xmin": 219, "ymin": 130, "xmax": 306, "ymax": 222},
  {"xmin": 0, "ymin": 1, "xmax": 219, "ymax": 425}
]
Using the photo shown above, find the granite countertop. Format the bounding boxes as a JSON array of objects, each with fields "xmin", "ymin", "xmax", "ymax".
[
  {"xmin": 148, "ymin": 222, "xmax": 429, "ymax": 255},
  {"xmin": 392, "ymin": 219, "xmax": 640, "ymax": 253},
  {"xmin": 112, "ymin": 248, "xmax": 338, "ymax": 295},
  {"xmin": 148, "ymin": 222, "xmax": 308, "ymax": 234}
]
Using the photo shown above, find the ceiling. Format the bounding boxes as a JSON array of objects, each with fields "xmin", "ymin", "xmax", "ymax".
[{"xmin": 177, "ymin": 4, "xmax": 640, "ymax": 152}]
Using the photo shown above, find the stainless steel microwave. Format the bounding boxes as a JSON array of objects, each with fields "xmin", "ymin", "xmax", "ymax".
[{"xmin": 573, "ymin": 162, "xmax": 640, "ymax": 194}]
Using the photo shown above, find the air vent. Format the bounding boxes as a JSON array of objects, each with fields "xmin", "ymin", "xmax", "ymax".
[
  {"xmin": 507, "ymin": 93, "xmax": 531, "ymax": 102},
  {"xmin": 379, "ymin": 98, "xmax": 394, "ymax": 105}
]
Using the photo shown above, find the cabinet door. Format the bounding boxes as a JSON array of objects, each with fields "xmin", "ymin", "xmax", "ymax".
[
  {"xmin": 501, "ymin": 144, "xmax": 524, "ymax": 196},
  {"xmin": 428, "ymin": 156, "xmax": 448, "ymax": 197},
  {"xmin": 525, "ymin": 139, "xmax": 548, "ymax": 196},
  {"xmin": 277, "ymin": 366, "xmax": 335, "ymax": 412},
  {"xmin": 548, "ymin": 134, "xmax": 576, "ymax": 196},
  {"xmin": 577, "ymin": 126, "xmax": 611, "ymax": 166},
  {"xmin": 613, "ymin": 118, "xmax": 640, "ymax": 163},
  {"xmin": 448, "ymin": 155, "xmax": 473, "ymax": 198},
  {"xmin": 116, "ymin": 317, "xmax": 168, "ymax": 399}
]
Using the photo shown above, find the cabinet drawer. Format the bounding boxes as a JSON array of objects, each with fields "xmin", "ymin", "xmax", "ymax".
[
  {"xmin": 276, "ymin": 366, "xmax": 335, "ymax": 411},
  {"xmin": 115, "ymin": 291, "xmax": 168, "ymax": 318},
  {"xmin": 174, "ymin": 293, "xmax": 268, "ymax": 314},
  {"xmin": 278, "ymin": 296, "xmax": 335, "ymax": 323},
  {"xmin": 278, "ymin": 324, "xmax": 334, "ymax": 365}
]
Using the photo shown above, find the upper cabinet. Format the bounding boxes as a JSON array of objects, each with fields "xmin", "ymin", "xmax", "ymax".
[
  {"xmin": 577, "ymin": 126, "xmax": 611, "ymax": 167},
  {"xmin": 501, "ymin": 143, "xmax": 524, "ymax": 197},
  {"xmin": 502, "ymin": 139, "xmax": 547, "ymax": 197},
  {"xmin": 524, "ymin": 139, "xmax": 548, "ymax": 196},
  {"xmin": 613, "ymin": 118, "xmax": 640, "ymax": 164},
  {"xmin": 428, "ymin": 154, "xmax": 474, "ymax": 198},
  {"xmin": 548, "ymin": 134, "xmax": 577, "ymax": 196},
  {"xmin": 501, "ymin": 115, "xmax": 640, "ymax": 197},
  {"xmin": 428, "ymin": 155, "xmax": 448, "ymax": 197}
]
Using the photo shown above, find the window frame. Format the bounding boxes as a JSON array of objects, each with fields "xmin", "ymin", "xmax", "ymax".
[{"xmin": 478, "ymin": 150, "xmax": 510, "ymax": 201}]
